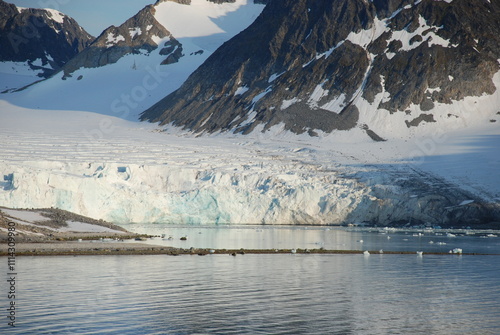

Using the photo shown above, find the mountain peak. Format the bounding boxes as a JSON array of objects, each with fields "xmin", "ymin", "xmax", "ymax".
[
  {"xmin": 0, "ymin": 0, "xmax": 93, "ymax": 79},
  {"xmin": 141, "ymin": 0, "xmax": 500, "ymax": 140},
  {"xmin": 61, "ymin": 4, "xmax": 177, "ymax": 75}
]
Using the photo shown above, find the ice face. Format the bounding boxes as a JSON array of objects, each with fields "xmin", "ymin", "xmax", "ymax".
[
  {"xmin": 0, "ymin": 160, "xmax": 368, "ymax": 224},
  {"xmin": 0, "ymin": 156, "xmax": 491, "ymax": 226}
]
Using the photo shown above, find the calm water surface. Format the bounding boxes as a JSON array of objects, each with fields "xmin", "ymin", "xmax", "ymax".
[
  {"xmin": 2, "ymin": 252, "xmax": 500, "ymax": 334},
  {"xmin": 2, "ymin": 227, "xmax": 500, "ymax": 334},
  {"xmin": 122, "ymin": 224, "xmax": 500, "ymax": 254}
]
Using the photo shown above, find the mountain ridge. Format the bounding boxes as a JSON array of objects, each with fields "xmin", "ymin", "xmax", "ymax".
[
  {"xmin": 140, "ymin": 0, "xmax": 500, "ymax": 140},
  {"xmin": 60, "ymin": 4, "xmax": 180, "ymax": 77},
  {"xmin": 1, "ymin": 0, "xmax": 266, "ymax": 119},
  {"xmin": 0, "ymin": 0, "xmax": 93, "ymax": 78}
]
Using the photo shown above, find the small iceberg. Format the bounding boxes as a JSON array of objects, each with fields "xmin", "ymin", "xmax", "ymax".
[
  {"xmin": 416, "ymin": 251, "xmax": 423, "ymax": 256},
  {"xmin": 363, "ymin": 250, "xmax": 370, "ymax": 256},
  {"xmin": 449, "ymin": 248, "xmax": 463, "ymax": 254}
]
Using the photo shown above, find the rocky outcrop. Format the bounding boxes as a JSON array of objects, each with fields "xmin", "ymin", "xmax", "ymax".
[
  {"xmin": 0, "ymin": 0, "xmax": 93, "ymax": 77},
  {"xmin": 141, "ymin": 0, "xmax": 500, "ymax": 136},
  {"xmin": 61, "ymin": 4, "xmax": 181, "ymax": 76}
]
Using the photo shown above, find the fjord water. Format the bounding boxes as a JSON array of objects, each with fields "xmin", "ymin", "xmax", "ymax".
[
  {"xmin": 3, "ymin": 250, "xmax": 500, "ymax": 334},
  {"xmin": 123, "ymin": 225, "xmax": 500, "ymax": 254}
]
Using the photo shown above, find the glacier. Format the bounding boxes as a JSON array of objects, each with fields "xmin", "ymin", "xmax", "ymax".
[{"xmin": 0, "ymin": 101, "xmax": 498, "ymax": 226}]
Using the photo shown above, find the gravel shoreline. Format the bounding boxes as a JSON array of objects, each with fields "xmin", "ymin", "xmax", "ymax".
[{"xmin": 2, "ymin": 243, "xmax": 498, "ymax": 257}]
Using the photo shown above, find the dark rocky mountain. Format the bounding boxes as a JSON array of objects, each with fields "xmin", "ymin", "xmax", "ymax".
[
  {"xmin": 0, "ymin": 0, "xmax": 93, "ymax": 77},
  {"xmin": 141, "ymin": 0, "xmax": 500, "ymax": 138},
  {"xmin": 55, "ymin": 0, "xmax": 269, "ymax": 77},
  {"xmin": 60, "ymin": 3, "xmax": 180, "ymax": 76}
]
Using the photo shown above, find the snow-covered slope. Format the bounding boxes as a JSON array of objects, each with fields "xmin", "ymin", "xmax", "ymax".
[
  {"xmin": 1, "ymin": 0, "xmax": 265, "ymax": 120},
  {"xmin": 154, "ymin": 0, "xmax": 264, "ymax": 51},
  {"xmin": 0, "ymin": 61, "xmax": 47, "ymax": 92}
]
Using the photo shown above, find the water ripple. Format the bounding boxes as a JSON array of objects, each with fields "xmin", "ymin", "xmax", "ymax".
[{"xmin": 1, "ymin": 254, "xmax": 499, "ymax": 334}]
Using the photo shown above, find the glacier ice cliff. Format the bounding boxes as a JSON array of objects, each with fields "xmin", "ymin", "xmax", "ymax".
[{"xmin": 1, "ymin": 159, "xmax": 497, "ymax": 226}]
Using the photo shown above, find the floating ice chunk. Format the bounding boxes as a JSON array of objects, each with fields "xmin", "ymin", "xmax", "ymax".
[
  {"xmin": 363, "ymin": 250, "xmax": 370, "ymax": 255},
  {"xmin": 450, "ymin": 248, "xmax": 463, "ymax": 254},
  {"xmin": 458, "ymin": 200, "xmax": 474, "ymax": 206}
]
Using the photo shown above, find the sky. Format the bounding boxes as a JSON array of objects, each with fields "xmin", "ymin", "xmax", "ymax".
[{"xmin": 10, "ymin": 0, "xmax": 155, "ymax": 36}]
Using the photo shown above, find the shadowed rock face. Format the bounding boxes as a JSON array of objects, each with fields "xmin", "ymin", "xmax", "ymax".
[
  {"xmin": 61, "ymin": 5, "xmax": 180, "ymax": 76},
  {"xmin": 141, "ymin": 0, "xmax": 500, "ymax": 136},
  {"xmin": 0, "ymin": 0, "xmax": 93, "ymax": 77}
]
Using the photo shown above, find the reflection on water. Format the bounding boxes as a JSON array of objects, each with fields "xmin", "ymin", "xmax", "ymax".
[
  {"xmin": 121, "ymin": 224, "xmax": 500, "ymax": 254},
  {"xmin": 2, "ymin": 254, "xmax": 500, "ymax": 334}
]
